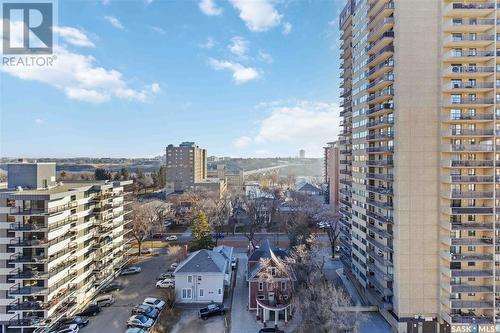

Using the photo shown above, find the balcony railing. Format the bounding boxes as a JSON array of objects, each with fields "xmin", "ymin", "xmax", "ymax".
[
  {"xmin": 442, "ymin": 113, "xmax": 494, "ymax": 121},
  {"xmin": 448, "ymin": 190, "xmax": 493, "ymax": 198},
  {"xmin": 367, "ymin": 103, "xmax": 394, "ymax": 116},
  {"xmin": 450, "ymin": 206, "xmax": 494, "ymax": 214},
  {"xmin": 367, "ymin": 45, "xmax": 394, "ymax": 65},
  {"xmin": 448, "ymin": 98, "xmax": 494, "ymax": 105},
  {"xmin": 449, "ymin": 175, "xmax": 494, "ymax": 183},
  {"xmin": 367, "ymin": 118, "xmax": 394, "ymax": 128},
  {"xmin": 366, "ymin": 146, "xmax": 394, "ymax": 153},
  {"xmin": 366, "ymin": 186, "xmax": 393, "ymax": 196}
]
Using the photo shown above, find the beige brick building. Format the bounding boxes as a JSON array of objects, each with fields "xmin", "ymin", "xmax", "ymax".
[
  {"xmin": 324, "ymin": 141, "xmax": 340, "ymax": 208},
  {"xmin": 337, "ymin": 0, "xmax": 500, "ymax": 331},
  {"xmin": 165, "ymin": 142, "xmax": 207, "ymax": 194}
]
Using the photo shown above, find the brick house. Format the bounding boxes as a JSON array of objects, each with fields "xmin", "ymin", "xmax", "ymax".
[{"xmin": 247, "ymin": 239, "xmax": 292, "ymax": 325}]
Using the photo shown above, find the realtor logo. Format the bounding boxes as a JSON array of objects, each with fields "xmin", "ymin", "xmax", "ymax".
[{"xmin": 2, "ymin": 1, "xmax": 53, "ymax": 54}]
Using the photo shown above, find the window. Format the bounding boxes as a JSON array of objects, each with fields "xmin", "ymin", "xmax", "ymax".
[
  {"xmin": 197, "ymin": 276, "xmax": 202, "ymax": 281},
  {"xmin": 258, "ymin": 282, "xmax": 264, "ymax": 291},
  {"xmin": 182, "ymin": 289, "xmax": 192, "ymax": 299},
  {"xmin": 199, "ymin": 289, "xmax": 204, "ymax": 297},
  {"xmin": 281, "ymin": 282, "xmax": 286, "ymax": 290},
  {"xmin": 218, "ymin": 288, "xmax": 222, "ymax": 295},
  {"xmin": 187, "ymin": 276, "xmax": 192, "ymax": 283},
  {"xmin": 257, "ymin": 295, "xmax": 265, "ymax": 300},
  {"xmin": 270, "ymin": 267, "xmax": 276, "ymax": 276}
]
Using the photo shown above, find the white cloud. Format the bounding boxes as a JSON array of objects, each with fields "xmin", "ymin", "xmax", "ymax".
[
  {"xmin": 104, "ymin": 16, "xmax": 124, "ymax": 30},
  {"xmin": 101, "ymin": 0, "xmax": 111, "ymax": 5},
  {"xmin": 228, "ymin": 36, "xmax": 248, "ymax": 57},
  {"xmin": 253, "ymin": 101, "xmax": 341, "ymax": 156},
  {"xmin": 198, "ymin": 37, "xmax": 216, "ymax": 49},
  {"xmin": 145, "ymin": 0, "xmax": 155, "ymax": 4},
  {"xmin": 258, "ymin": 50, "xmax": 273, "ymax": 64},
  {"xmin": 1, "ymin": 21, "xmax": 159, "ymax": 104},
  {"xmin": 34, "ymin": 118, "xmax": 44, "ymax": 124},
  {"xmin": 208, "ymin": 58, "xmax": 260, "ymax": 84},
  {"xmin": 282, "ymin": 22, "xmax": 292, "ymax": 35},
  {"xmin": 199, "ymin": 0, "xmax": 223, "ymax": 16},
  {"xmin": 53, "ymin": 26, "xmax": 95, "ymax": 47},
  {"xmin": 229, "ymin": 0, "xmax": 282, "ymax": 32},
  {"xmin": 151, "ymin": 26, "xmax": 166, "ymax": 35},
  {"xmin": 233, "ymin": 136, "xmax": 252, "ymax": 149}
]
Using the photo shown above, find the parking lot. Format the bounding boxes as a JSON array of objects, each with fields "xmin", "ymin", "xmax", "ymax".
[{"xmin": 84, "ymin": 249, "xmax": 171, "ymax": 333}]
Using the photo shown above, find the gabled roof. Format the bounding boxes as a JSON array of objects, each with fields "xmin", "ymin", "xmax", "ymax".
[
  {"xmin": 247, "ymin": 239, "xmax": 287, "ymax": 279},
  {"xmin": 174, "ymin": 249, "xmax": 227, "ymax": 274},
  {"xmin": 213, "ymin": 245, "xmax": 233, "ymax": 262},
  {"xmin": 294, "ymin": 182, "xmax": 321, "ymax": 194}
]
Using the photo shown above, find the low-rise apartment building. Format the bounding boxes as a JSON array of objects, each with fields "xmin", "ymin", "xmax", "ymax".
[
  {"xmin": 0, "ymin": 162, "xmax": 133, "ymax": 332},
  {"xmin": 207, "ymin": 163, "xmax": 245, "ymax": 194}
]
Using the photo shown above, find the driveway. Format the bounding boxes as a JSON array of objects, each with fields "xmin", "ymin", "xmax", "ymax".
[
  {"xmin": 84, "ymin": 249, "xmax": 171, "ymax": 333},
  {"xmin": 170, "ymin": 309, "xmax": 225, "ymax": 333},
  {"xmin": 230, "ymin": 253, "xmax": 263, "ymax": 333}
]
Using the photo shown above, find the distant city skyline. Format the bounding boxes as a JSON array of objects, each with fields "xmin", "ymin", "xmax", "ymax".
[{"xmin": 1, "ymin": 0, "xmax": 343, "ymax": 158}]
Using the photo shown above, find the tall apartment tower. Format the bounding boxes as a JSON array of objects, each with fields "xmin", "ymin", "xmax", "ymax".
[
  {"xmin": 165, "ymin": 142, "xmax": 207, "ymax": 194},
  {"xmin": 324, "ymin": 141, "xmax": 340, "ymax": 207},
  {"xmin": 0, "ymin": 162, "xmax": 133, "ymax": 332}
]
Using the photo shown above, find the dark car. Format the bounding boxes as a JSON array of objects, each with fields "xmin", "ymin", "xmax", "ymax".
[
  {"xmin": 131, "ymin": 304, "xmax": 160, "ymax": 319},
  {"xmin": 198, "ymin": 303, "xmax": 226, "ymax": 320},
  {"xmin": 100, "ymin": 284, "xmax": 124, "ymax": 294},
  {"xmin": 76, "ymin": 304, "xmax": 101, "ymax": 317},
  {"xmin": 259, "ymin": 328, "xmax": 284, "ymax": 333},
  {"xmin": 59, "ymin": 316, "xmax": 89, "ymax": 328}
]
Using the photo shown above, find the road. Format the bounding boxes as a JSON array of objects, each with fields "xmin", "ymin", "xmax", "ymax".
[{"xmin": 84, "ymin": 249, "xmax": 170, "ymax": 333}]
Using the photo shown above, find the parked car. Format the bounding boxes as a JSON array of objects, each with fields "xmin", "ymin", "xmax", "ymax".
[
  {"xmin": 156, "ymin": 272, "xmax": 174, "ymax": 280},
  {"xmin": 199, "ymin": 303, "xmax": 226, "ymax": 320},
  {"xmin": 76, "ymin": 303, "xmax": 101, "ymax": 317},
  {"xmin": 95, "ymin": 294, "xmax": 115, "ymax": 307},
  {"xmin": 54, "ymin": 324, "xmax": 79, "ymax": 333},
  {"xmin": 170, "ymin": 262, "xmax": 178, "ymax": 270},
  {"xmin": 125, "ymin": 328, "xmax": 148, "ymax": 333},
  {"xmin": 259, "ymin": 328, "xmax": 284, "ymax": 333},
  {"xmin": 165, "ymin": 235, "xmax": 178, "ymax": 241},
  {"xmin": 127, "ymin": 315, "xmax": 154, "ymax": 329},
  {"xmin": 140, "ymin": 248, "xmax": 152, "ymax": 254},
  {"xmin": 100, "ymin": 283, "xmax": 124, "ymax": 294},
  {"xmin": 58, "ymin": 316, "xmax": 89, "ymax": 328},
  {"xmin": 121, "ymin": 266, "xmax": 142, "ymax": 275},
  {"xmin": 156, "ymin": 279, "xmax": 174, "ymax": 289},
  {"xmin": 231, "ymin": 258, "xmax": 237, "ymax": 270},
  {"xmin": 143, "ymin": 297, "xmax": 165, "ymax": 310},
  {"xmin": 131, "ymin": 304, "xmax": 160, "ymax": 319}
]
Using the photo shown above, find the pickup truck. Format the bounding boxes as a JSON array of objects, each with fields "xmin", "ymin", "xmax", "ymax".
[{"xmin": 198, "ymin": 303, "xmax": 226, "ymax": 320}]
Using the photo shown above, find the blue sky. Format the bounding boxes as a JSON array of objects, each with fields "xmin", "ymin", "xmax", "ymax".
[{"xmin": 1, "ymin": 0, "xmax": 343, "ymax": 158}]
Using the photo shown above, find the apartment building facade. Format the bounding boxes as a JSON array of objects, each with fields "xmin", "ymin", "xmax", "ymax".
[
  {"xmin": 165, "ymin": 142, "xmax": 207, "ymax": 194},
  {"xmin": 207, "ymin": 163, "xmax": 245, "ymax": 194},
  {"xmin": 324, "ymin": 141, "xmax": 340, "ymax": 207},
  {"xmin": 338, "ymin": 0, "xmax": 445, "ymax": 331},
  {"xmin": 0, "ymin": 163, "xmax": 133, "ymax": 332}
]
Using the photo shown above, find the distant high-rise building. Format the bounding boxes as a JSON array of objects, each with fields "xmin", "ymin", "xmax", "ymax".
[
  {"xmin": 324, "ymin": 141, "xmax": 340, "ymax": 207},
  {"xmin": 0, "ymin": 162, "xmax": 133, "ymax": 332},
  {"xmin": 299, "ymin": 149, "xmax": 306, "ymax": 159},
  {"xmin": 165, "ymin": 142, "xmax": 207, "ymax": 194}
]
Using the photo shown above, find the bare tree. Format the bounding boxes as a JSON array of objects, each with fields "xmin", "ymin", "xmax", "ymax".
[
  {"xmin": 129, "ymin": 201, "xmax": 169, "ymax": 255},
  {"xmin": 167, "ymin": 245, "xmax": 187, "ymax": 263},
  {"xmin": 314, "ymin": 205, "xmax": 341, "ymax": 258},
  {"xmin": 241, "ymin": 196, "xmax": 271, "ymax": 248},
  {"xmin": 284, "ymin": 238, "xmax": 363, "ymax": 333}
]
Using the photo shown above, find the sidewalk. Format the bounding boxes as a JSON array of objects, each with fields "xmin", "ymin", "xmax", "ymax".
[{"xmin": 336, "ymin": 268, "xmax": 368, "ymax": 306}]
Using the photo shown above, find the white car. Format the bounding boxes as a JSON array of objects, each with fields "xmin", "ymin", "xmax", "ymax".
[
  {"xmin": 156, "ymin": 279, "xmax": 174, "ymax": 289},
  {"xmin": 143, "ymin": 297, "xmax": 165, "ymax": 310},
  {"xmin": 121, "ymin": 266, "xmax": 142, "ymax": 275},
  {"xmin": 125, "ymin": 328, "xmax": 148, "ymax": 333},
  {"xmin": 55, "ymin": 324, "xmax": 79, "ymax": 333},
  {"xmin": 165, "ymin": 235, "xmax": 178, "ymax": 241},
  {"xmin": 127, "ymin": 315, "xmax": 154, "ymax": 329}
]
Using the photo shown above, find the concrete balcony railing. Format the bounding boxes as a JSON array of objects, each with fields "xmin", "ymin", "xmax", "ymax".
[
  {"xmin": 448, "ymin": 313, "xmax": 493, "ymax": 324},
  {"xmin": 366, "ymin": 118, "xmax": 394, "ymax": 129},
  {"xmin": 450, "ymin": 237, "xmax": 493, "ymax": 246},
  {"xmin": 443, "ymin": 34, "xmax": 495, "ymax": 46},
  {"xmin": 368, "ymin": 1, "xmax": 394, "ymax": 27},
  {"xmin": 444, "ymin": 2, "xmax": 495, "ymax": 14},
  {"xmin": 366, "ymin": 185, "xmax": 393, "ymax": 196},
  {"xmin": 446, "ymin": 190, "xmax": 493, "ymax": 199},
  {"xmin": 366, "ymin": 145, "xmax": 394, "ymax": 153},
  {"xmin": 366, "ymin": 210, "xmax": 393, "ymax": 224},
  {"xmin": 448, "ymin": 206, "xmax": 494, "ymax": 215},
  {"xmin": 446, "ymin": 252, "xmax": 494, "ymax": 261},
  {"xmin": 367, "ymin": 59, "xmax": 394, "ymax": 78},
  {"xmin": 449, "ymin": 222, "xmax": 493, "ymax": 230},
  {"xmin": 367, "ymin": 44, "xmax": 394, "ymax": 66},
  {"xmin": 442, "ymin": 129, "xmax": 494, "ymax": 137},
  {"xmin": 450, "ymin": 269, "xmax": 493, "ymax": 277},
  {"xmin": 366, "ymin": 159, "xmax": 393, "ymax": 166},
  {"xmin": 450, "ymin": 300, "xmax": 494, "ymax": 309},
  {"xmin": 366, "ymin": 173, "xmax": 394, "ymax": 181},
  {"xmin": 444, "ymin": 160, "xmax": 495, "ymax": 168},
  {"xmin": 444, "ymin": 66, "xmax": 495, "ymax": 76},
  {"xmin": 450, "ymin": 284, "xmax": 493, "ymax": 293},
  {"xmin": 367, "ymin": 17, "xmax": 394, "ymax": 42},
  {"xmin": 446, "ymin": 98, "xmax": 494, "ymax": 106},
  {"xmin": 444, "ymin": 81, "xmax": 494, "ymax": 91}
]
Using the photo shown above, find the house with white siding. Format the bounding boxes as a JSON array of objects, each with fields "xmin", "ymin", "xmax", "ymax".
[{"xmin": 174, "ymin": 246, "xmax": 233, "ymax": 303}]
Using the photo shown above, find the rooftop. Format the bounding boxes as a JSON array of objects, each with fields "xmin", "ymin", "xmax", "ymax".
[{"xmin": 175, "ymin": 249, "xmax": 229, "ymax": 274}]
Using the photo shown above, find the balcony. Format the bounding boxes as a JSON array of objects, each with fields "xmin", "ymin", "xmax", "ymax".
[
  {"xmin": 446, "ymin": 190, "xmax": 493, "ymax": 199},
  {"xmin": 445, "ymin": 98, "xmax": 494, "ymax": 107},
  {"xmin": 368, "ymin": 17, "xmax": 394, "ymax": 42},
  {"xmin": 443, "ymin": 18, "xmax": 495, "ymax": 33},
  {"xmin": 367, "ymin": 261, "xmax": 393, "ymax": 281},
  {"xmin": 448, "ymin": 314, "xmax": 493, "ymax": 324},
  {"xmin": 9, "ymin": 285, "xmax": 48, "ymax": 296},
  {"xmin": 366, "ymin": 173, "xmax": 393, "ymax": 182},
  {"xmin": 446, "ymin": 175, "xmax": 494, "ymax": 183},
  {"xmin": 368, "ymin": 1, "xmax": 394, "ymax": 28},
  {"xmin": 448, "ymin": 206, "xmax": 494, "ymax": 215},
  {"xmin": 366, "ymin": 146, "xmax": 394, "ymax": 153},
  {"xmin": 366, "ymin": 159, "xmax": 393, "ymax": 166},
  {"xmin": 451, "ymin": 284, "xmax": 493, "ymax": 293},
  {"xmin": 450, "ymin": 300, "xmax": 494, "ymax": 309},
  {"xmin": 367, "ymin": 45, "xmax": 394, "ymax": 68},
  {"xmin": 367, "ymin": 274, "xmax": 393, "ymax": 297},
  {"xmin": 47, "ymin": 201, "xmax": 77, "ymax": 215},
  {"xmin": 443, "ymin": 81, "xmax": 494, "ymax": 94},
  {"xmin": 442, "ymin": 129, "xmax": 494, "ymax": 137},
  {"xmin": 366, "ymin": 198, "xmax": 393, "ymax": 210},
  {"xmin": 443, "ymin": 35, "xmax": 495, "ymax": 48},
  {"xmin": 366, "ymin": 103, "xmax": 393, "ymax": 116},
  {"xmin": 367, "ymin": 59, "xmax": 393, "ymax": 80},
  {"xmin": 366, "ymin": 32, "xmax": 394, "ymax": 54},
  {"xmin": 446, "ymin": 252, "xmax": 493, "ymax": 261},
  {"xmin": 450, "ymin": 222, "xmax": 493, "ymax": 230},
  {"xmin": 450, "ymin": 237, "xmax": 493, "ymax": 246},
  {"xmin": 442, "ymin": 113, "xmax": 494, "ymax": 122},
  {"xmin": 443, "ymin": 2, "xmax": 495, "ymax": 17},
  {"xmin": 444, "ymin": 66, "xmax": 495, "ymax": 78},
  {"xmin": 367, "ymin": 88, "xmax": 394, "ymax": 104},
  {"xmin": 366, "ymin": 186, "xmax": 393, "ymax": 196},
  {"xmin": 451, "ymin": 269, "xmax": 493, "ymax": 277},
  {"xmin": 367, "ymin": 74, "xmax": 394, "ymax": 93},
  {"xmin": 366, "ymin": 118, "xmax": 394, "ymax": 129},
  {"xmin": 443, "ymin": 144, "xmax": 493, "ymax": 152},
  {"xmin": 366, "ymin": 210, "xmax": 393, "ymax": 224},
  {"xmin": 444, "ymin": 160, "xmax": 495, "ymax": 168}
]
